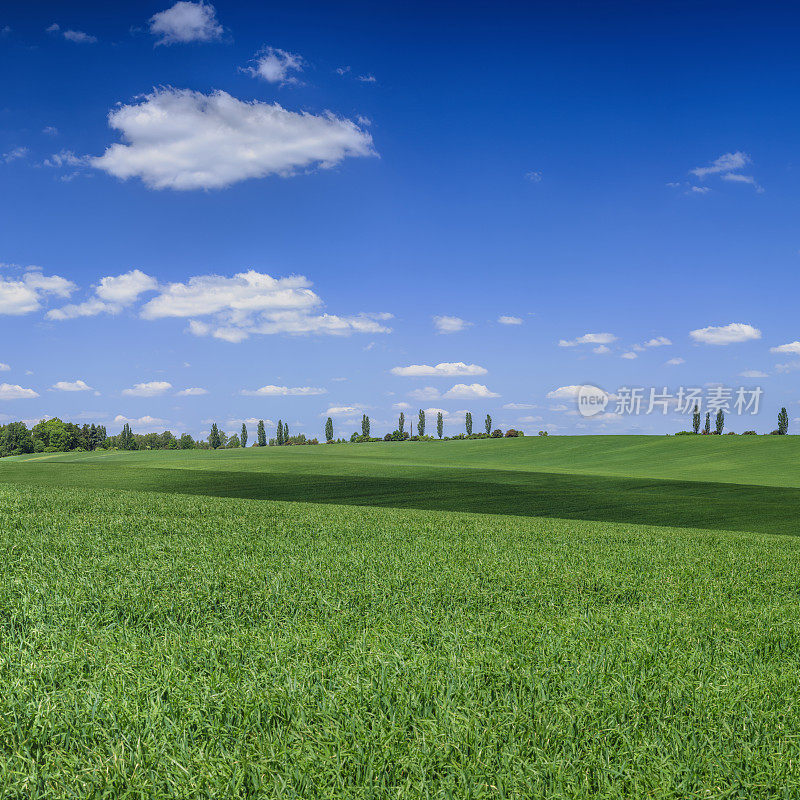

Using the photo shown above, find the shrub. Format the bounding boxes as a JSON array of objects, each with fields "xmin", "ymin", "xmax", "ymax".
[
  {"xmin": 504, "ymin": 429, "xmax": 520, "ymax": 438},
  {"xmin": 742, "ymin": 430, "xmax": 757, "ymax": 435},
  {"xmin": 675, "ymin": 431, "xmax": 694, "ymax": 436},
  {"xmin": 491, "ymin": 429, "xmax": 503, "ymax": 438}
]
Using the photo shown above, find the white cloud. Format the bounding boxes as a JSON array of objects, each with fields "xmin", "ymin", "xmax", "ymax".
[
  {"xmin": 414, "ymin": 383, "xmax": 500, "ymax": 401},
  {"xmin": 0, "ymin": 363, "xmax": 9, "ymax": 371},
  {"xmin": 90, "ymin": 88, "xmax": 376, "ymax": 191},
  {"xmin": 503, "ymin": 402, "xmax": 537, "ymax": 410},
  {"xmin": 52, "ymin": 380, "xmax": 93, "ymax": 392},
  {"xmin": 690, "ymin": 186, "xmax": 711, "ymax": 194},
  {"xmin": 690, "ymin": 323, "xmax": 761, "ymax": 345},
  {"xmin": 122, "ymin": 381, "xmax": 173, "ymax": 397},
  {"xmin": 621, "ymin": 352, "xmax": 637, "ymax": 360},
  {"xmin": 517, "ymin": 415, "xmax": 543, "ymax": 423},
  {"xmin": 47, "ymin": 299, "xmax": 118, "ymax": 321},
  {"xmin": 62, "ymin": 29, "xmax": 97, "ymax": 43},
  {"xmin": 433, "ymin": 315, "xmax": 471, "ymax": 334},
  {"xmin": 242, "ymin": 384, "xmax": 326, "ymax": 396},
  {"xmin": 390, "ymin": 362, "xmax": 487, "ymax": 377},
  {"xmin": 113, "ymin": 414, "xmax": 168, "ymax": 429},
  {"xmin": 245, "ymin": 47, "xmax": 303, "ymax": 84},
  {"xmin": 148, "ymin": 1, "xmax": 223, "ymax": 45},
  {"xmin": 770, "ymin": 341, "xmax": 800, "ymax": 355},
  {"xmin": 558, "ymin": 332, "xmax": 617, "ymax": 347},
  {"xmin": 691, "ymin": 151, "xmax": 749, "ymax": 178},
  {"xmin": 43, "ymin": 126, "xmax": 58, "ymax": 136},
  {"xmin": 593, "ymin": 345, "xmax": 610, "ymax": 354},
  {"xmin": 0, "ymin": 383, "xmax": 39, "ymax": 400},
  {"xmin": 0, "ymin": 270, "xmax": 75, "ymax": 315},
  {"xmin": 547, "ymin": 386, "xmax": 585, "ymax": 400},
  {"xmin": 666, "ymin": 357, "xmax": 685, "ymax": 366},
  {"xmin": 644, "ymin": 336, "xmax": 671, "ymax": 347},
  {"xmin": 358, "ymin": 74, "xmax": 377, "ymax": 83},
  {"xmin": 740, "ymin": 370, "xmax": 768, "ymax": 378},
  {"xmin": 391, "ymin": 402, "xmax": 411, "ymax": 410},
  {"xmin": 525, "ymin": 171, "xmax": 542, "ymax": 182},
  {"xmin": 324, "ymin": 405, "xmax": 365, "ymax": 416},
  {"xmin": 43, "ymin": 150, "xmax": 88, "ymax": 168},
  {"xmin": 3, "ymin": 146, "xmax": 28, "ymax": 163},
  {"xmin": 140, "ymin": 270, "xmax": 390, "ymax": 340},
  {"xmin": 96, "ymin": 269, "xmax": 158, "ymax": 304},
  {"xmin": 176, "ymin": 387, "xmax": 208, "ymax": 396},
  {"xmin": 498, "ymin": 315, "xmax": 523, "ymax": 325}
]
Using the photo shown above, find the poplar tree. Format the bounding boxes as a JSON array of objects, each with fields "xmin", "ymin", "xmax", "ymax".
[
  {"xmin": 241, "ymin": 423, "xmax": 248, "ymax": 448},
  {"xmin": 362, "ymin": 414, "xmax": 370, "ymax": 437},
  {"xmin": 399, "ymin": 412, "xmax": 405, "ymax": 436},
  {"xmin": 209, "ymin": 423, "xmax": 221, "ymax": 449},
  {"xmin": 703, "ymin": 412, "xmax": 711, "ymax": 435},
  {"xmin": 257, "ymin": 420, "xmax": 266, "ymax": 447},
  {"xmin": 466, "ymin": 411, "xmax": 473, "ymax": 436},
  {"xmin": 276, "ymin": 419, "xmax": 283, "ymax": 446},
  {"xmin": 485, "ymin": 414, "xmax": 492, "ymax": 435},
  {"xmin": 325, "ymin": 417, "xmax": 334, "ymax": 442},
  {"xmin": 283, "ymin": 422, "xmax": 289, "ymax": 443},
  {"xmin": 437, "ymin": 412, "xmax": 444, "ymax": 439},
  {"xmin": 715, "ymin": 409, "xmax": 724, "ymax": 435},
  {"xmin": 692, "ymin": 405, "xmax": 701, "ymax": 434},
  {"xmin": 417, "ymin": 409, "xmax": 425, "ymax": 437},
  {"xmin": 778, "ymin": 407, "xmax": 789, "ymax": 435}
]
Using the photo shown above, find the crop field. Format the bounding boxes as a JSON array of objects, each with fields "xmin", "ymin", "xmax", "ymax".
[{"xmin": 2, "ymin": 437, "xmax": 800, "ymax": 797}]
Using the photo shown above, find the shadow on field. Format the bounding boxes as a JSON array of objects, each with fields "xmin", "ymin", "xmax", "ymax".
[{"xmin": 2, "ymin": 463, "xmax": 799, "ymax": 536}]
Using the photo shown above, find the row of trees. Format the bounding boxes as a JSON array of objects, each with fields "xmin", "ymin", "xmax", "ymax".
[{"xmin": 686, "ymin": 406, "xmax": 790, "ymax": 435}]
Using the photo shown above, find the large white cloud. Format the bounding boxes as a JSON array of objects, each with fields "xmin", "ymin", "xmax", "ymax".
[
  {"xmin": 0, "ymin": 271, "xmax": 75, "ymax": 315},
  {"xmin": 242, "ymin": 385, "xmax": 327, "ymax": 396},
  {"xmin": 770, "ymin": 341, "xmax": 800, "ymax": 355},
  {"xmin": 390, "ymin": 362, "xmax": 487, "ymax": 377},
  {"xmin": 122, "ymin": 381, "xmax": 173, "ymax": 397},
  {"xmin": 0, "ymin": 383, "xmax": 39, "ymax": 399},
  {"xmin": 148, "ymin": 1, "xmax": 223, "ymax": 45},
  {"xmin": 90, "ymin": 88, "xmax": 376, "ymax": 190},
  {"xmin": 690, "ymin": 323, "xmax": 761, "ymax": 345}
]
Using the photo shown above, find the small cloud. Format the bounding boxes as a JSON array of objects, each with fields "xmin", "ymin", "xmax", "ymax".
[
  {"xmin": 52, "ymin": 379, "xmax": 93, "ymax": 392},
  {"xmin": 0, "ymin": 383, "xmax": 39, "ymax": 400},
  {"xmin": 690, "ymin": 323, "xmax": 761, "ymax": 345},
  {"xmin": 593, "ymin": 345, "xmax": 610, "ymax": 354},
  {"xmin": 176, "ymin": 387, "xmax": 208, "ymax": 396},
  {"xmin": 244, "ymin": 47, "xmax": 304, "ymax": 84},
  {"xmin": 408, "ymin": 386, "xmax": 441, "ymax": 401},
  {"xmin": 433, "ymin": 315, "xmax": 471, "ymax": 334},
  {"xmin": 391, "ymin": 362, "xmax": 486, "ymax": 377},
  {"xmin": 525, "ymin": 170, "xmax": 542, "ymax": 182},
  {"xmin": 148, "ymin": 1, "xmax": 223, "ymax": 45},
  {"xmin": 43, "ymin": 126, "xmax": 58, "ymax": 136},
  {"xmin": 113, "ymin": 414, "xmax": 168, "ymax": 430},
  {"xmin": 644, "ymin": 336, "xmax": 671, "ymax": 347},
  {"xmin": 241, "ymin": 384, "xmax": 327, "ymax": 396},
  {"xmin": 498, "ymin": 315, "xmax": 523, "ymax": 325},
  {"xmin": 3, "ymin": 147, "xmax": 28, "ymax": 163},
  {"xmin": 122, "ymin": 381, "xmax": 172, "ymax": 397},
  {"xmin": 559, "ymin": 332, "xmax": 617, "ymax": 347},
  {"xmin": 323, "ymin": 405, "xmax": 366, "ymax": 417},
  {"xmin": 357, "ymin": 74, "xmax": 376, "ymax": 83},
  {"xmin": 335, "ymin": 66, "xmax": 351, "ymax": 75},
  {"xmin": 503, "ymin": 402, "xmax": 537, "ymax": 410},
  {"xmin": 691, "ymin": 151, "xmax": 750, "ymax": 179},
  {"xmin": 739, "ymin": 370, "xmax": 768, "ymax": 378},
  {"xmin": 666, "ymin": 357, "xmax": 685, "ymax": 366},
  {"xmin": 621, "ymin": 352, "xmax": 637, "ymax": 360},
  {"xmin": 62, "ymin": 29, "xmax": 97, "ymax": 43},
  {"xmin": 443, "ymin": 383, "xmax": 499, "ymax": 399},
  {"xmin": 689, "ymin": 186, "xmax": 711, "ymax": 194},
  {"xmin": 0, "ymin": 363, "xmax": 9, "ymax": 371},
  {"xmin": 392, "ymin": 402, "xmax": 411, "ymax": 410}
]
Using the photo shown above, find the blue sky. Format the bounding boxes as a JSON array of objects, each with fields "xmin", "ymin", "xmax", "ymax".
[{"xmin": 1, "ymin": 0, "xmax": 799, "ymax": 438}]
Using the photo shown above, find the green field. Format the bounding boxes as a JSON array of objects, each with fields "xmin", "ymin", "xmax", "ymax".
[{"xmin": 2, "ymin": 437, "xmax": 800, "ymax": 797}]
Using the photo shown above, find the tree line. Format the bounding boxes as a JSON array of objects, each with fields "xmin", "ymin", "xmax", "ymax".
[{"xmin": 677, "ymin": 406, "xmax": 791, "ymax": 436}]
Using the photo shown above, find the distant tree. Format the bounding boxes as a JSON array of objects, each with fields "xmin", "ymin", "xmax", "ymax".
[
  {"xmin": 465, "ymin": 411, "xmax": 473, "ymax": 436},
  {"xmin": 437, "ymin": 411, "xmax": 444, "ymax": 439},
  {"xmin": 778, "ymin": 407, "xmax": 789, "ymax": 435},
  {"xmin": 485, "ymin": 414, "xmax": 492, "ymax": 436},
  {"xmin": 325, "ymin": 417, "xmax": 334, "ymax": 442},
  {"xmin": 120, "ymin": 422, "xmax": 136, "ymax": 451},
  {"xmin": 703, "ymin": 412, "xmax": 711, "ymax": 435},
  {"xmin": 227, "ymin": 433, "xmax": 241, "ymax": 448},
  {"xmin": 257, "ymin": 420, "xmax": 266, "ymax": 447},
  {"xmin": 209, "ymin": 423, "xmax": 221, "ymax": 449},
  {"xmin": 362, "ymin": 414, "xmax": 370, "ymax": 437},
  {"xmin": 179, "ymin": 433, "xmax": 195, "ymax": 449},
  {"xmin": 399, "ymin": 411, "xmax": 405, "ymax": 436},
  {"xmin": 417, "ymin": 409, "xmax": 425, "ymax": 437},
  {"xmin": 276, "ymin": 419, "xmax": 283, "ymax": 446},
  {"xmin": 692, "ymin": 405, "xmax": 701, "ymax": 434},
  {"xmin": 240, "ymin": 423, "xmax": 248, "ymax": 448},
  {"xmin": 715, "ymin": 409, "xmax": 724, "ymax": 435},
  {"xmin": 283, "ymin": 422, "xmax": 289, "ymax": 443}
]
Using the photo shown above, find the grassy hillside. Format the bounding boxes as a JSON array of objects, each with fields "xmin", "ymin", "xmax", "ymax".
[
  {"xmin": 2, "ymin": 436, "xmax": 800, "ymax": 535},
  {"xmin": 2, "ymin": 483, "xmax": 800, "ymax": 797}
]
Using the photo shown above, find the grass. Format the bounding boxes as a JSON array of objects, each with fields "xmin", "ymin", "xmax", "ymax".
[
  {"xmin": 3, "ymin": 436, "xmax": 800, "ymax": 535},
  {"xmin": 2, "ymin": 483, "xmax": 800, "ymax": 797}
]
